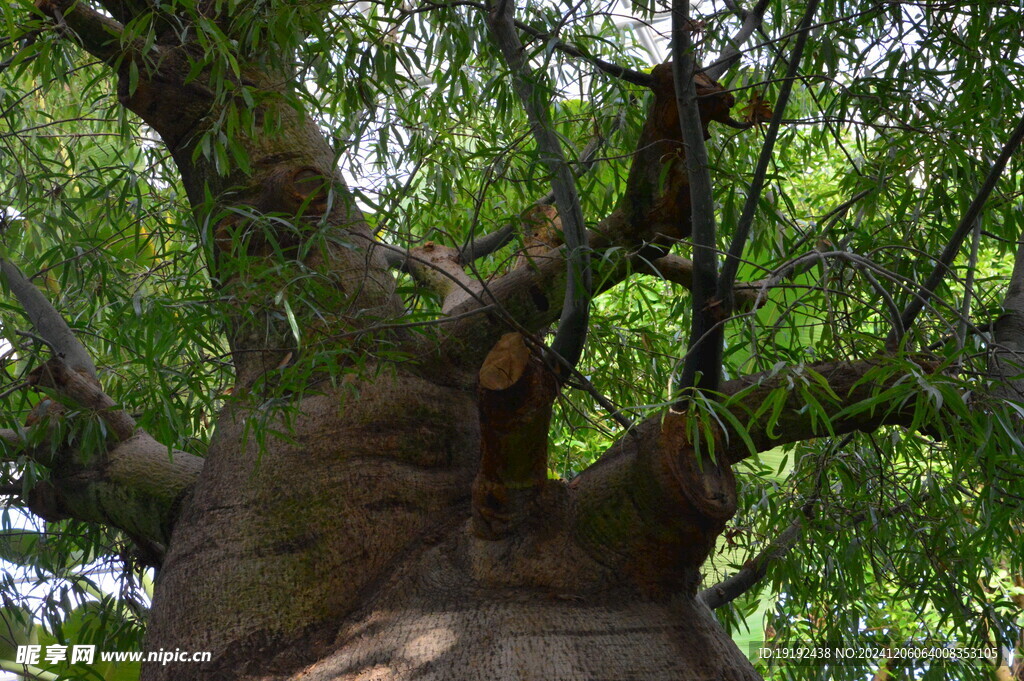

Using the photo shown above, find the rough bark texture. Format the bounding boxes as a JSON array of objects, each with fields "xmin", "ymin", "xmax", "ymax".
[
  {"xmin": 145, "ymin": 373, "xmax": 480, "ymax": 679},
  {"xmin": 137, "ymin": 364, "xmax": 764, "ymax": 681},
  {"xmin": 287, "ymin": 541, "xmax": 758, "ymax": 681},
  {"xmin": 10, "ymin": 5, "xmax": 933, "ymax": 681}
]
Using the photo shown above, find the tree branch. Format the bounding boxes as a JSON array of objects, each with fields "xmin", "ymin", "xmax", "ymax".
[
  {"xmin": 636, "ymin": 253, "xmax": 762, "ymax": 311},
  {"xmin": 457, "ymin": 118, "xmax": 621, "ymax": 265},
  {"xmin": 701, "ymin": 474, "xmax": 928, "ymax": 610},
  {"xmin": 0, "ymin": 28, "xmax": 41, "ymax": 73},
  {"xmin": 673, "ymin": 0, "xmax": 721, "ymax": 395},
  {"xmin": 0, "ymin": 359, "xmax": 204, "ymax": 558},
  {"xmin": 458, "ymin": 224, "xmax": 517, "ymax": 265},
  {"xmin": 699, "ymin": 520, "xmax": 801, "ymax": 609},
  {"xmin": 35, "ymin": 0, "xmax": 127, "ymax": 64},
  {"xmin": 891, "ymin": 110, "xmax": 1024, "ymax": 345},
  {"xmin": 441, "ymin": 63, "xmax": 738, "ymax": 369},
  {"xmin": 0, "ymin": 256, "xmax": 202, "ymax": 557},
  {"xmin": 0, "ymin": 428, "xmax": 21, "ymax": 448},
  {"xmin": 704, "ymin": 0, "xmax": 772, "ymax": 81},
  {"xmin": 716, "ymin": 0, "xmax": 819, "ymax": 316},
  {"xmin": 0, "ymin": 481, "xmax": 23, "ymax": 497},
  {"xmin": 700, "ymin": 431, "xmax": 851, "ymax": 608},
  {"xmin": 1, "ymin": 258, "xmax": 97, "ymax": 379},
  {"xmin": 956, "ymin": 217, "xmax": 982, "ymax": 351},
  {"xmin": 382, "ymin": 214, "xmax": 564, "ymax": 317},
  {"xmin": 568, "ymin": 356, "xmax": 940, "ymax": 592},
  {"xmin": 403, "ymin": 241, "xmax": 484, "ymax": 314},
  {"xmin": 29, "ymin": 358, "xmax": 133, "ymax": 440},
  {"xmin": 487, "ymin": 0, "xmax": 591, "ymax": 372},
  {"xmin": 93, "ymin": 0, "xmax": 153, "ymax": 26},
  {"xmin": 719, "ymin": 356, "xmax": 940, "ymax": 465},
  {"xmin": 473, "ymin": 333, "xmax": 558, "ymax": 539},
  {"xmin": 507, "ymin": 14, "xmax": 652, "ymax": 87},
  {"xmin": 438, "ymin": 222, "xmax": 769, "ymax": 373}
]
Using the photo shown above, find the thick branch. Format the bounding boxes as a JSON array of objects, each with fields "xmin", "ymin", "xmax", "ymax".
[
  {"xmin": 1, "ymin": 360, "xmax": 204, "ymax": 555},
  {"xmin": 568, "ymin": 357, "xmax": 939, "ymax": 587},
  {"xmin": 0, "ymin": 257, "xmax": 202, "ymax": 553},
  {"xmin": 458, "ymin": 224, "xmax": 517, "ymax": 265},
  {"xmin": 36, "ymin": 0, "xmax": 127, "ymax": 64},
  {"xmin": 30, "ymin": 358, "xmax": 134, "ymax": 440},
  {"xmin": 93, "ymin": 0, "xmax": 153, "ymax": 26},
  {"xmin": 17, "ymin": 427, "xmax": 202, "ymax": 557},
  {"xmin": 704, "ymin": 0, "xmax": 772, "ymax": 81},
  {"xmin": 442, "ymin": 63, "xmax": 738, "ymax": 367},
  {"xmin": 1, "ymin": 259, "xmax": 97, "ymax": 379},
  {"xmin": 404, "ymin": 242, "xmax": 483, "ymax": 314},
  {"xmin": 570, "ymin": 410, "xmax": 737, "ymax": 595},
  {"xmin": 473, "ymin": 333, "xmax": 558, "ymax": 539},
  {"xmin": 397, "ymin": 206, "xmax": 567, "ymax": 316},
  {"xmin": 1, "ymin": 399, "xmax": 201, "ymax": 557},
  {"xmin": 719, "ymin": 356, "xmax": 940, "ymax": 465}
]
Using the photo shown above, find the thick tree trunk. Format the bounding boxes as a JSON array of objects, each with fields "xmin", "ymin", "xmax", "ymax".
[
  {"xmin": 143, "ymin": 368, "xmax": 758, "ymax": 680},
  {"xmin": 291, "ymin": 550, "xmax": 756, "ymax": 681},
  {"xmin": 12, "ymin": 3, "xmax": 1015, "ymax": 680},
  {"xmin": 25, "ymin": 6, "xmax": 758, "ymax": 678}
]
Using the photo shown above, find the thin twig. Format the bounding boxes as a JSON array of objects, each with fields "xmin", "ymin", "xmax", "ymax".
[
  {"xmin": 405, "ymin": 0, "xmax": 653, "ymax": 86},
  {"xmin": 0, "ymin": 29, "xmax": 40, "ymax": 72},
  {"xmin": 0, "ymin": 379, "xmax": 30, "ymax": 400},
  {"xmin": 957, "ymin": 218, "xmax": 983, "ymax": 353},
  {"xmin": 862, "ymin": 268, "xmax": 904, "ymax": 349},
  {"xmin": 458, "ymin": 111, "xmax": 624, "ymax": 265},
  {"xmin": 509, "ymin": 16, "xmax": 652, "ymax": 87}
]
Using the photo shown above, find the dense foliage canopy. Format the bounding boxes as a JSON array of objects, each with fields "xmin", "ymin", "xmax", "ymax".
[{"xmin": 2, "ymin": 0, "xmax": 1024, "ymax": 679}]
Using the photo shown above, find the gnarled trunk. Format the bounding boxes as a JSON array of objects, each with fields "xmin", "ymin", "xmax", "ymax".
[
  {"xmin": 143, "ymin": 369, "xmax": 757, "ymax": 680},
  {"xmin": 23, "ymin": 5, "xmax": 768, "ymax": 680}
]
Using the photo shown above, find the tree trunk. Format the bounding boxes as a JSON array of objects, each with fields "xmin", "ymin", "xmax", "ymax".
[
  {"xmin": 20, "ymin": 6, "xmax": 790, "ymax": 680},
  {"xmin": 143, "ymin": 370, "xmax": 758, "ymax": 680},
  {"xmin": 74, "ymin": 21, "xmax": 752, "ymax": 674}
]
